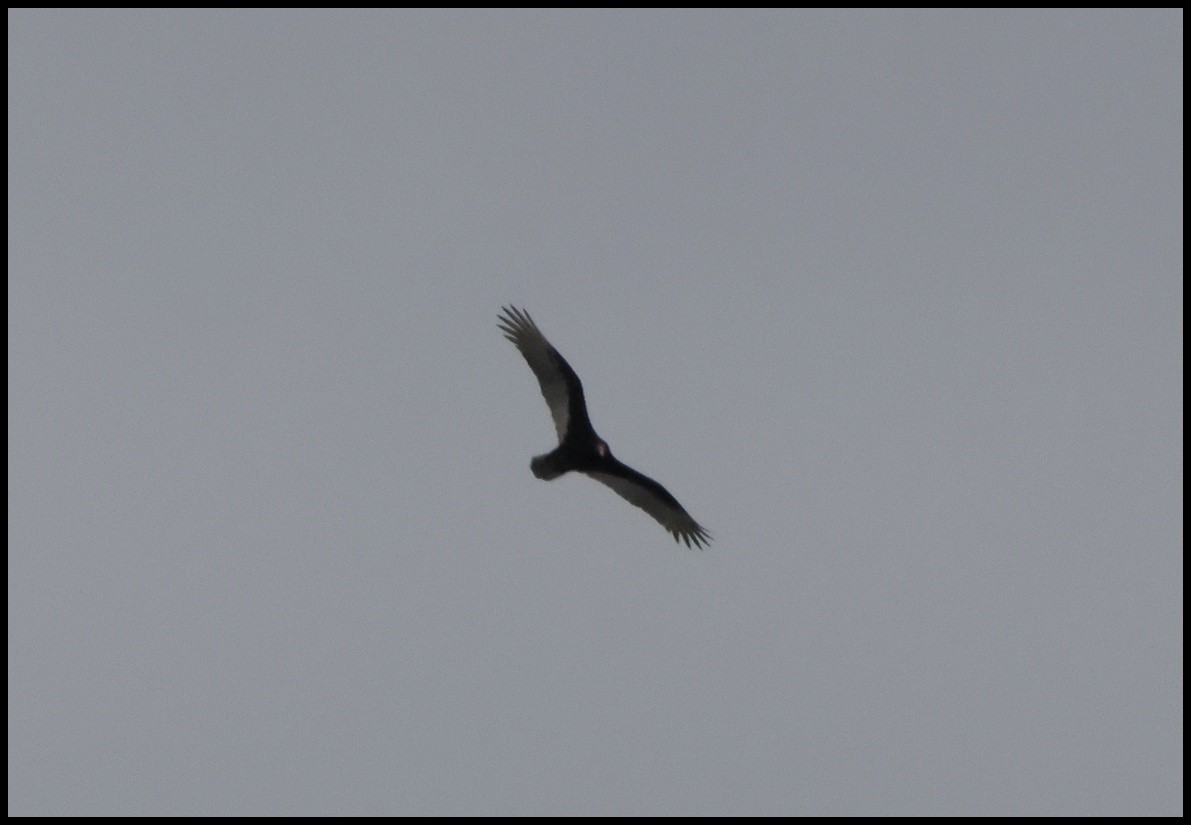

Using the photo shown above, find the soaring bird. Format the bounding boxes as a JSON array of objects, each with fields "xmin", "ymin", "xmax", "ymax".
[{"xmin": 498, "ymin": 305, "xmax": 711, "ymax": 549}]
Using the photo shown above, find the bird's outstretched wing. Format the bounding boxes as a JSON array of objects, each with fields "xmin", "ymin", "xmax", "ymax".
[
  {"xmin": 585, "ymin": 460, "xmax": 712, "ymax": 549},
  {"xmin": 498, "ymin": 306, "xmax": 591, "ymax": 442}
]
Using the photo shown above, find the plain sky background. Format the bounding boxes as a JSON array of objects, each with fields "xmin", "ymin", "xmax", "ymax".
[{"xmin": 8, "ymin": 9, "xmax": 1182, "ymax": 816}]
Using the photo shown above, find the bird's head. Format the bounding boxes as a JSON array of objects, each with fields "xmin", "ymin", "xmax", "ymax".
[{"xmin": 596, "ymin": 440, "xmax": 610, "ymax": 458}]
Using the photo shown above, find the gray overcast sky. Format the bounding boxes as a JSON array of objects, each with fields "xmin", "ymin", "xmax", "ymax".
[{"xmin": 8, "ymin": 9, "xmax": 1182, "ymax": 816}]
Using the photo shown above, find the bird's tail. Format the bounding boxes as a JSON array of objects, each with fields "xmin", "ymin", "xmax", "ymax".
[{"xmin": 530, "ymin": 449, "xmax": 569, "ymax": 480}]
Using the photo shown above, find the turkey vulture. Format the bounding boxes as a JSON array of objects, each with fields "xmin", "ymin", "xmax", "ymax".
[{"xmin": 498, "ymin": 305, "xmax": 711, "ymax": 549}]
